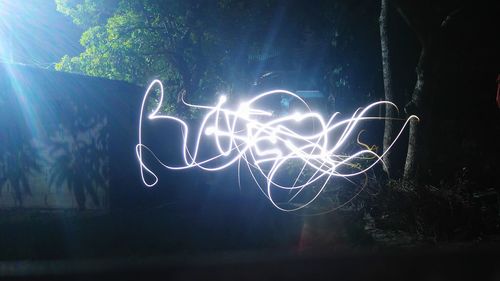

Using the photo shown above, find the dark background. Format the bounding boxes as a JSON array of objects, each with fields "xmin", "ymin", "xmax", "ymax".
[{"xmin": 0, "ymin": 0, "xmax": 499, "ymax": 280}]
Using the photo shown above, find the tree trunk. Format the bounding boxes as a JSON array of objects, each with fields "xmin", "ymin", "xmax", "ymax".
[
  {"xmin": 74, "ymin": 182, "xmax": 86, "ymax": 211},
  {"xmin": 379, "ymin": 0, "xmax": 397, "ymax": 177},
  {"xmin": 172, "ymin": 54, "xmax": 195, "ymax": 116},
  {"xmin": 403, "ymin": 46, "xmax": 429, "ymax": 182}
]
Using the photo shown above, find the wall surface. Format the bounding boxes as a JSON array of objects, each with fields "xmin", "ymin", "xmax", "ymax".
[{"xmin": 0, "ymin": 63, "xmax": 143, "ymax": 210}]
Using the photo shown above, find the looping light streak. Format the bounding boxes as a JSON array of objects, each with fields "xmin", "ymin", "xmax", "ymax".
[{"xmin": 136, "ymin": 79, "xmax": 418, "ymax": 211}]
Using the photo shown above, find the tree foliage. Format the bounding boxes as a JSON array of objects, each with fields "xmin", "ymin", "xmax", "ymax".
[{"xmin": 55, "ymin": 0, "xmax": 382, "ymax": 114}]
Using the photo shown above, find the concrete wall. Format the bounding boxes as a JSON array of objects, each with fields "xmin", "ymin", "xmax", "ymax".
[{"xmin": 0, "ymin": 63, "xmax": 143, "ymax": 209}]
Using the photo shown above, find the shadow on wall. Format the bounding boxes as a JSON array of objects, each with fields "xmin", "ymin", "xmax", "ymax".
[{"xmin": 0, "ymin": 63, "xmax": 144, "ymax": 210}]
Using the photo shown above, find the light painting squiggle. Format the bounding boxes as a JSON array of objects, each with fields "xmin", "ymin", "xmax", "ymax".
[{"xmin": 136, "ymin": 80, "xmax": 418, "ymax": 211}]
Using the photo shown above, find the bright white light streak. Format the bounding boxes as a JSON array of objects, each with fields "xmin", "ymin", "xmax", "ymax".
[{"xmin": 136, "ymin": 80, "xmax": 418, "ymax": 211}]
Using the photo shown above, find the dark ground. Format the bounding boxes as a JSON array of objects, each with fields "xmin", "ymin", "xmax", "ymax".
[{"xmin": 1, "ymin": 207, "xmax": 500, "ymax": 281}]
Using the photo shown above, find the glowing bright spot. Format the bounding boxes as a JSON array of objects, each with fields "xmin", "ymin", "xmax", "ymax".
[
  {"xmin": 219, "ymin": 95, "xmax": 227, "ymax": 103},
  {"xmin": 205, "ymin": 127, "xmax": 215, "ymax": 135},
  {"xmin": 136, "ymin": 80, "xmax": 418, "ymax": 211}
]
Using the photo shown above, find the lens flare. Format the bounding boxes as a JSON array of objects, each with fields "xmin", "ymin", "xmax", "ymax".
[{"xmin": 136, "ymin": 80, "xmax": 418, "ymax": 211}]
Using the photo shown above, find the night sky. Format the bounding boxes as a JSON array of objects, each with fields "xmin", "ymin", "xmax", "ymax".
[{"xmin": 0, "ymin": 0, "xmax": 82, "ymax": 66}]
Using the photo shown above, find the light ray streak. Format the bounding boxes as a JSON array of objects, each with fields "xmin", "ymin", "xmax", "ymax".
[{"xmin": 136, "ymin": 79, "xmax": 418, "ymax": 211}]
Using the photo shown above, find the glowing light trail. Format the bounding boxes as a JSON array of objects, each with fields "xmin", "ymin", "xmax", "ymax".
[{"xmin": 136, "ymin": 80, "xmax": 418, "ymax": 211}]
